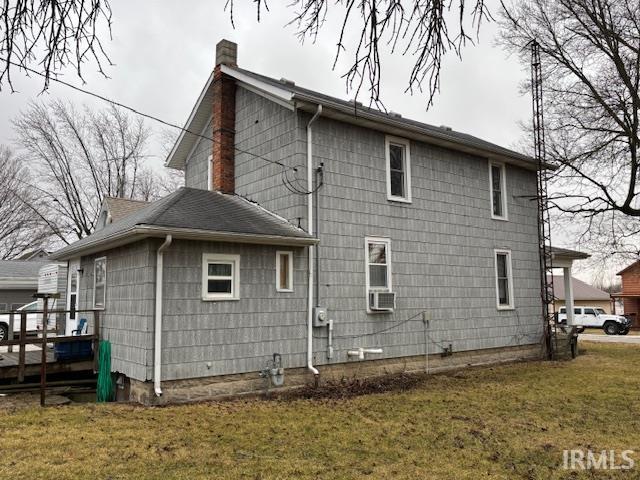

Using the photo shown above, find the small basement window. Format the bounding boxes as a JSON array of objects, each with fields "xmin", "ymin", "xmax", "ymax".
[
  {"xmin": 202, "ymin": 254, "xmax": 240, "ymax": 300},
  {"xmin": 494, "ymin": 250, "xmax": 514, "ymax": 309},
  {"xmin": 276, "ymin": 251, "xmax": 293, "ymax": 292},
  {"xmin": 385, "ymin": 136, "xmax": 412, "ymax": 203},
  {"xmin": 93, "ymin": 257, "xmax": 107, "ymax": 309},
  {"xmin": 489, "ymin": 161, "xmax": 507, "ymax": 220}
]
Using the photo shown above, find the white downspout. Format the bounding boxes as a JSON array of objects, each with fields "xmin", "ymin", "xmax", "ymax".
[
  {"xmin": 154, "ymin": 235, "xmax": 172, "ymax": 396},
  {"xmin": 307, "ymin": 104, "xmax": 322, "ymax": 377}
]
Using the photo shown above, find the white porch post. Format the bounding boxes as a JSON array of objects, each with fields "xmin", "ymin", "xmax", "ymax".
[{"xmin": 563, "ymin": 265, "xmax": 575, "ymax": 326}]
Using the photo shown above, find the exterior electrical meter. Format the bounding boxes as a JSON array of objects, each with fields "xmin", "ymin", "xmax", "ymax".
[{"xmin": 313, "ymin": 307, "xmax": 328, "ymax": 327}]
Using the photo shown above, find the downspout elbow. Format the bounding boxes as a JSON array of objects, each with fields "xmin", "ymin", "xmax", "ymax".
[{"xmin": 154, "ymin": 234, "xmax": 172, "ymax": 397}]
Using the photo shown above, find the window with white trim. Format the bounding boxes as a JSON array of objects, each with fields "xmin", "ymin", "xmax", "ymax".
[
  {"xmin": 202, "ymin": 254, "xmax": 240, "ymax": 300},
  {"xmin": 494, "ymin": 250, "xmax": 514, "ymax": 309},
  {"xmin": 385, "ymin": 136, "xmax": 412, "ymax": 202},
  {"xmin": 489, "ymin": 161, "xmax": 507, "ymax": 219},
  {"xmin": 366, "ymin": 237, "xmax": 392, "ymax": 292},
  {"xmin": 207, "ymin": 154, "xmax": 213, "ymax": 191},
  {"xmin": 93, "ymin": 257, "xmax": 107, "ymax": 309},
  {"xmin": 276, "ymin": 251, "xmax": 293, "ymax": 292}
]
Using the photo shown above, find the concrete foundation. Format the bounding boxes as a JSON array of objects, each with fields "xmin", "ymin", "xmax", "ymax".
[{"xmin": 129, "ymin": 343, "xmax": 542, "ymax": 405}]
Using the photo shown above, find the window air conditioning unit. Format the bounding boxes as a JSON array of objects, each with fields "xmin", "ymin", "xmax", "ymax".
[{"xmin": 369, "ymin": 291, "xmax": 396, "ymax": 311}]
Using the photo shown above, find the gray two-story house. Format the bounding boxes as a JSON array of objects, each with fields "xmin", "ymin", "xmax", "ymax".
[{"xmin": 52, "ymin": 40, "xmax": 549, "ymax": 404}]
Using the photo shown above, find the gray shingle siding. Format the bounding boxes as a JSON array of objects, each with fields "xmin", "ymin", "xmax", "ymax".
[
  {"xmin": 234, "ymin": 87, "xmax": 306, "ymax": 229},
  {"xmin": 304, "ymin": 113, "xmax": 542, "ymax": 364},
  {"xmin": 96, "ymin": 89, "xmax": 542, "ymax": 383},
  {"xmin": 160, "ymin": 239, "xmax": 308, "ymax": 381},
  {"xmin": 78, "ymin": 241, "xmax": 155, "ymax": 381},
  {"xmin": 184, "ymin": 117, "xmax": 212, "ymax": 190}
]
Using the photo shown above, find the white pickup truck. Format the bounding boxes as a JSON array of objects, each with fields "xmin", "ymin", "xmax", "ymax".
[
  {"xmin": 557, "ymin": 306, "xmax": 631, "ymax": 335},
  {"xmin": 0, "ymin": 301, "xmax": 40, "ymax": 341}
]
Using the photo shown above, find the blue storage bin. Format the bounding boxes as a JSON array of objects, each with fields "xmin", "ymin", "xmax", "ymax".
[{"xmin": 54, "ymin": 340, "xmax": 93, "ymax": 361}]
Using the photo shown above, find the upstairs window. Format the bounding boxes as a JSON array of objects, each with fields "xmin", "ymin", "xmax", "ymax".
[
  {"xmin": 489, "ymin": 161, "xmax": 507, "ymax": 220},
  {"xmin": 385, "ymin": 136, "xmax": 412, "ymax": 202},
  {"xmin": 202, "ymin": 254, "xmax": 240, "ymax": 301},
  {"xmin": 93, "ymin": 257, "xmax": 107, "ymax": 309},
  {"xmin": 494, "ymin": 250, "xmax": 514, "ymax": 309},
  {"xmin": 366, "ymin": 237, "xmax": 392, "ymax": 291},
  {"xmin": 276, "ymin": 251, "xmax": 293, "ymax": 292}
]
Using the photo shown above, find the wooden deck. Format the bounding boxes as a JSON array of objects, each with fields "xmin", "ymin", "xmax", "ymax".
[{"xmin": 0, "ymin": 348, "xmax": 94, "ymax": 381}]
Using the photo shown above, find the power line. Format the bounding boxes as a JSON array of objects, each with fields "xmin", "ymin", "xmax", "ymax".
[{"xmin": 0, "ymin": 58, "xmax": 298, "ymax": 174}]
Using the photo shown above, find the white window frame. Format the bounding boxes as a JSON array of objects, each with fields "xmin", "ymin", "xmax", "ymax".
[
  {"xmin": 202, "ymin": 253, "xmax": 240, "ymax": 301},
  {"xmin": 93, "ymin": 257, "xmax": 107, "ymax": 310},
  {"xmin": 207, "ymin": 154, "xmax": 213, "ymax": 191},
  {"xmin": 494, "ymin": 249, "xmax": 514, "ymax": 310},
  {"xmin": 365, "ymin": 237, "xmax": 392, "ymax": 312},
  {"xmin": 489, "ymin": 161, "xmax": 508, "ymax": 220},
  {"xmin": 385, "ymin": 136, "xmax": 412, "ymax": 203},
  {"xmin": 275, "ymin": 250, "xmax": 294, "ymax": 292}
]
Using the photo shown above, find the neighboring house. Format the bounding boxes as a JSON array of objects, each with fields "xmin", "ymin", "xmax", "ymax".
[
  {"xmin": 612, "ymin": 260, "xmax": 640, "ymax": 327},
  {"xmin": 17, "ymin": 249, "xmax": 51, "ymax": 261},
  {"xmin": 96, "ymin": 197, "xmax": 150, "ymax": 230},
  {"xmin": 0, "ymin": 260, "xmax": 50, "ymax": 311},
  {"xmin": 51, "ymin": 40, "xmax": 587, "ymax": 404},
  {"xmin": 550, "ymin": 276, "xmax": 611, "ymax": 313}
]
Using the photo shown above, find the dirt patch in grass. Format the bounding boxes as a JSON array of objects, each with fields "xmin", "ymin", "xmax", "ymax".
[
  {"xmin": 0, "ymin": 342, "xmax": 638, "ymax": 479},
  {"xmin": 281, "ymin": 372, "xmax": 424, "ymax": 400}
]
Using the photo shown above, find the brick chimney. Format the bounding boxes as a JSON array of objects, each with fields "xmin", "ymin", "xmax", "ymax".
[{"xmin": 211, "ymin": 39, "xmax": 237, "ymax": 193}]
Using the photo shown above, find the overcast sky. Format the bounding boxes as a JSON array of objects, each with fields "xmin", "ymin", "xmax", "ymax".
[
  {"xmin": 0, "ymin": 0, "xmax": 600, "ymax": 280},
  {"xmin": 0, "ymin": 1, "xmax": 531, "ymax": 161}
]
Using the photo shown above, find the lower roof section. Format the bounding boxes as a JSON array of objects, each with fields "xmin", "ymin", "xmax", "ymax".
[{"xmin": 51, "ymin": 188, "xmax": 317, "ymax": 261}]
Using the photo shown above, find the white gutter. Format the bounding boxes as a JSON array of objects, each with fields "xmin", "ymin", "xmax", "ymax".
[
  {"xmin": 51, "ymin": 225, "xmax": 317, "ymax": 261},
  {"xmin": 306, "ymin": 104, "xmax": 322, "ymax": 377},
  {"xmin": 154, "ymin": 235, "xmax": 172, "ymax": 396}
]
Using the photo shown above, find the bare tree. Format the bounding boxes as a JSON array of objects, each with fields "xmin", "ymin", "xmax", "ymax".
[
  {"xmin": 0, "ymin": 145, "xmax": 50, "ymax": 258},
  {"xmin": 229, "ymin": 0, "xmax": 491, "ymax": 108},
  {"xmin": 12, "ymin": 100, "xmax": 156, "ymax": 243},
  {"xmin": 0, "ymin": 0, "xmax": 112, "ymax": 91},
  {"xmin": 498, "ymin": 1, "xmax": 640, "ymax": 259}
]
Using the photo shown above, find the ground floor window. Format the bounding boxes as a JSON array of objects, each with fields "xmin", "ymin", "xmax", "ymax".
[
  {"xmin": 494, "ymin": 250, "xmax": 514, "ymax": 309},
  {"xmin": 202, "ymin": 253, "xmax": 240, "ymax": 300},
  {"xmin": 93, "ymin": 257, "xmax": 107, "ymax": 309},
  {"xmin": 276, "ymin": 251, "xmax": 293, "ymax": 292}
]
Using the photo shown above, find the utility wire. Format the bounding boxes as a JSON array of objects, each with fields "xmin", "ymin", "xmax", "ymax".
[{"xmin": 1, "ymin": 58, "xmax": 299, "ymax": 175}]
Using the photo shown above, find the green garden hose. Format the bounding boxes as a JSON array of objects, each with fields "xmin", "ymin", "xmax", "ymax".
[{"xmin": 96, "ymin": 340, "xmax": 114, "ymax": 402}]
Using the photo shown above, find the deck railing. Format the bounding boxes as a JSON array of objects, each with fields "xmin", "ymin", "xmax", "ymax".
[{"xmin": 0, "ymin": 308, "xmax": 100, "ymax": 406}]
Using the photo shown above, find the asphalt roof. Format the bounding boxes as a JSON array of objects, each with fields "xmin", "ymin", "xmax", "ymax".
[
  {"xmin": 52, "ymin": 188, "xmax": 315, "ymax": 259},
  {"xmin": 232, "ymin": 66, "xmax": 537, "ymax": 167},
  {"xmin": 166, "ymin": 63, "xmax": 548, "ymax": 171},
  {"xmin": 550, "ymin": 275, "xmax": 610, "ymax": 301},
  {"xmin": 0, "ymin": 260, "xmax": 50, "ymax": 279},
  {"xmin": 104, "ymin": 197, "xmax": 150, "ymax": 223}
]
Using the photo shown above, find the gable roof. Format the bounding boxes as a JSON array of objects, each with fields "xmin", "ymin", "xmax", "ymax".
[
  {"xmin": 166, "ymin": 65, "xmax": 551, "ymax": 172},
  {"xmin": 103, "ymin": 197, "xmax": 150, "ymax": 223},
  {"xmin": 550, "ymin": 275, "xmax": 610, "ymax": 301},
  {"xmin": 51, "ymin": 188, "xmax": 316, "ymax": 260},
  {"xmin": 617, "ymin": 259, "xmax": 640, "ymax": 276}
]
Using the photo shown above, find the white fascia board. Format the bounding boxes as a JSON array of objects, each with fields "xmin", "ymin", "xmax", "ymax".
[
  {"xmin": 165, "ymin": 70, "xmax": 216, "ymax": 170},
  {"xmin": 52, "ymin": 225, "xmax": 318, "ymax": 260},
  {"xmin": 220, "ymin": 65, "xmax": 295, "ymax": 105}
]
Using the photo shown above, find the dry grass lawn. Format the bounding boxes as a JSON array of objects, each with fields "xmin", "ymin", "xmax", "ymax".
[{"xmin": 1, "ymin": 342, "xmax": 639, "ymax": 479}]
